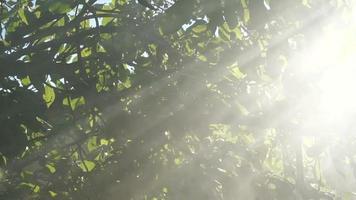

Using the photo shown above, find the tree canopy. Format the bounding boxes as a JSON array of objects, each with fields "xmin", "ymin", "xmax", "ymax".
[{"xmin": 1, "ymin": 0, "xmax": 356, "ymax": 199}]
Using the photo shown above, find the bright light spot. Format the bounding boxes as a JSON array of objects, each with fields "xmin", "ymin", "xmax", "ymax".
[
  {"xmin": 291, "ymin": 7, "xmax": 356, "ymax": 134},
  {"xmin": 319, "ymin": 58, "xmax": 356, "ymax": 116},
  {"xmin": 315, "ymin": 24, "xmax": 356, "ymax": 118}
]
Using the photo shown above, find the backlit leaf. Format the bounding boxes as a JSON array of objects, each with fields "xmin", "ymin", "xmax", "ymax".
[
  {"xmin": 79, "ymin": 160, "xmax": 96, "ymax": 172},
  {"xmin": 43, "ymin": 85, "xmax": 55, "ymax": 108}
]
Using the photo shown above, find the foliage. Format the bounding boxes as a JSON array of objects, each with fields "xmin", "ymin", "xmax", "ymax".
[{"xmin": 0, "ymin": 0, "xmax": 354, "ymax": 199}]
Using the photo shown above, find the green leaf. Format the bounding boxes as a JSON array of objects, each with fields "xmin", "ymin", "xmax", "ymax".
[
  {"xmin": 21, "ymin": 76, "xmax": 31, "ymax": 86},
  {"xmin": 230, "ymin": 65, "xmax": 246, "ymax": 80},
  {"xmin": 81, "ymin": 48, "xmax": 91, "ymax": 57},
  {"xmin": 47, "ymin": 0, "xmax": 73, "ymax": 14},
  {"xmin": 20, "ymin": 182, "xmax": 40, "ymax": 193},
  {"xmin": 218, "ymin": 26, "xmax": 230, "ymax": 41},
  {"xmin": 119, "ymin": 77, "xmax": 131, "ymax": 89},
  {"xmin": 192, "ymin": 24, "xmax": 207, "ymax": 33},
  {"xmin": 7, "ymin": 20, "xmax": 21, "ymax": 32},
  {"xmin": 102, "ymin": 16, "xmax": 114, "ymax": 26},
  {"xmin": 79, "ymin": 160, "xmax": 96, "ymax": 172},
  {"xmin": 243, "ymin": 8, "xmax": 250, "ymax": 23},
  {"xmin": 117, "ymin": 0, "xmax": 128, "ymax": 5},
  {"xmin": 34, "ymin": 11, "xmax": 41, "ymax": 18},
  {"xmin": 43, "ymin": 85, "xmax": 55, "ymax": 108},
  {"xmin": 46, "ymin": 163, "xmax": 56, "ymax": 173},
  {"xmin": 241, "ymin": 0, "xmax": 250, "ymax": 23},
  {"xmin": 63, "ymin": 96, "xmax": 86, "ymax": 110},
  {"xmin": 174, "ymin": 158, "xmax": 183, "ymax": 165},
  {"xmin": 87, "ymin": 136, "xmax": 98, "ymax": 152},
  {"xmin": 100, "ymin": 138, "xmax": 109, "ymax": 146},
  {"xmin": 18, "ymin": 8, "xmax": 29, "ymax": 25},
  {"xmin": 33, "ymin": 185, "xmax": 40, "ymax": 193},
  {"xmin": 198, "ymin": 55, "xmax": 208, "ymax": 62},
  {"xmin": 49, "ymin": 191, "xmax": 57, "ymax": 197}
]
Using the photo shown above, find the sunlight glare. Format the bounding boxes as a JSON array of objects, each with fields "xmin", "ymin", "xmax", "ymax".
[
  {"xmin": 319, "ymin": 57, "xmax": 356, "ymax": 116},
  {"xmin": 293, "ymin": 7, "xmax": 356, "ymax": 133}
]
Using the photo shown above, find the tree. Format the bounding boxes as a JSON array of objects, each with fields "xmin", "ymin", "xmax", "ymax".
[{"xmin": 0, "ymin": 0, "xmax": 354, "ymax": 199}]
